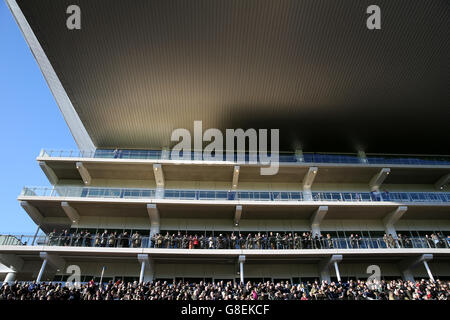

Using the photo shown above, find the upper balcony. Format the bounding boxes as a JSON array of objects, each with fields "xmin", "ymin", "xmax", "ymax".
[
  {"xmin": 40, "ymin": 149, "xmax": 450, "ymax": 166},
  {"xmin": 36, "ymin": 149, "xmax": 450, "ymax": 188},
  {"xmin": 18, "ymin": 186, "xmax": 450, "ymax": 231}
]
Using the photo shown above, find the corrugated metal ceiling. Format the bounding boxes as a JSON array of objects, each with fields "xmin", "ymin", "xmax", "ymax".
[{"xmin": 15, "ymin": 0, "xmax": 450, "ymax": 153}]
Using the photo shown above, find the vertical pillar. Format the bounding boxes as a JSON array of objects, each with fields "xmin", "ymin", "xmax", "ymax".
[
  {"xmin": 423, "ymin": 261, "xmax": 434, "ymax": 282},
  {"xmin": 334, "ymin": 261, "xmax": 341, "ymax": 282},
  {"xmin": 238, "ymin": 255, "xmax": 246, "ymax": 284},
  {"xmin": 139, "ymin": 260, "xmax": 146, "ymax": 283},
  {"xmin": 138, "ymin": 254, "xmax": 152, "ymax": 283},
  {"xmin": 36, "ymin": 258, "xmax": 47, "ymax": 283}
]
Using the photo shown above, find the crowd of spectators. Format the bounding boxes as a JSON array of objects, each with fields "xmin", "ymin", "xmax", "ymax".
[
  {"xmin": 42, "ymin": 230, "xmax": 449, "ymax": 250},
  {"xmin": 1, "ymin": 279, "xmax": 448, "ymax": 300}
]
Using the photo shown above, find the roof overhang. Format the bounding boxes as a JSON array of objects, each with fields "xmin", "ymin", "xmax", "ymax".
[{"xmin": 6, "ymin": 0, "xmax": 450, "ymax": 153}]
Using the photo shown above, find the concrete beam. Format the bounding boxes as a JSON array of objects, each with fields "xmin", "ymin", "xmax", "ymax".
[
  {"xmin": 38, "ymin": 161, "xmax": 58, "ymax": 185},
  {"xmin": 61, "ymin": 202, "xmax": 80, "ymax": 224},
  {"xmin": 153, "ymin": 164, "xmax": 165, "ymax": 188},
  {"xmin": 383, "ymin": 206, "xmax": 408, "ymax": 237},
  {"xmin": 153, "ymin": 164, "xmax": 165, "ymax": 198},
  {"xmin": 0, "ymin": 254, "xmax": 24, "ymax": 272},
  {"xmin": 231, "ymin": 166, "xmax": 240, "ymax": 190},
  {"xmin": 303, "ymin": 167, "xmax": 318, "ymax": 190},
  {"xmin": 400, "ymin": 254, "xmax": 433, "ymax": 281},
  {"xmin": 310, "ymin": 206, "xmax": 328, "ymax": 236},
  {"xmin": 234, "ymin": 205, "xmax": 243, "ymax": 226},
  {"xmin": 40, "ymin": 252, "xmax": 65, "ymax": 270},
  {"xmin": 76, "ymin": 162, "xmax": 92, "ymax": 185},
  {"xmin": 319, "ymin": 255, "xmax": 342, "ymax": 282},
  {"xmin": 369, "ymin": 168, "xmax": 391, "ymax": 191},
  {"xmin": 36, "ymin": 252, "xmax": 66, "ymax": 283},
  {"xmin": 146, "ymin": 204, "xmax": 160, "ymax": 236},
  {"xmin": 20, "ymin": 201, "xmax": 44, "ymax": 226},
  {"xmin": 435, "ymin": 173, "xmax": 450, "ymax": 191}
]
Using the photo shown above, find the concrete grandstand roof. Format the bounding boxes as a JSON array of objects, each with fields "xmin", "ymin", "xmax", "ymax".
[{"xmin": 7, "ymin": 0, "xmax": 450, "ymax": 153}]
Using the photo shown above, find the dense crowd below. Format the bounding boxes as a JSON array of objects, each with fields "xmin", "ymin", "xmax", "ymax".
[{"xmin": 1, "ymin": 279, "xmax": 448, "ymax": 300}]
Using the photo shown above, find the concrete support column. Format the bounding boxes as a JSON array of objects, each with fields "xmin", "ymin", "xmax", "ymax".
[
  {"xmin": 36, "ymin": 258, "xmax": 47, "ymax": 283},
  {"xmin": 319, "ymin": 255, "xmax": 342, "ymax": 283},
  {"xmin": 333, "ymin": 261, "xmax": 341, "ymax": 282},
  {"xmin": 383, "ymin": 206, "xmax": 407, "ymax": 240},
  {"xmin": 401, "ymin": 254, "xmax": 433, "ymax": 282},
  {"xmin": 423, "ymin": 261, "xmax": 434, "ymax": 282},
  {"xmin": 3, "ymin": 271, "xmax": 17, "ymax": 285},
  {"xmin": 147, "ymin": 204, "xmax": 161, "ymax": 238},
  {"xmin": 238, "ymin": 255, "xmax": 246, "ymax": 284},
  {"xmin": 153, "ymin": 164, "xmax": 165, "ymax": 198},
  {"xmin": 138, "ymin": 254, "xmax": 149, "ymax": 283},
  {"xmin": 310, "ymin": 206, "xmax": 328, "ymax": 237},
  {"xmin": 369, "ymin": 168, "xmax": 390, "ymax": 191},
  {"xmin": 302, "ymin": 167, "xmax": 318, "ymax": 201}
]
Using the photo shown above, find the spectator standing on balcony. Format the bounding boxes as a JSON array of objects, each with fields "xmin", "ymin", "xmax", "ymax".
[
  {"xmin": 164, "ymin": 232, "xmax": 171, "ymax": 248},
  {"xmin": 349, "ymin": 234, "xmax": 356, "ymax": 248},
  {"xmin": 326, "ymin": 233, "xmax": 333, "ymax": 249},
  {"xmin": 131, "ymin": 231, "xmax": 141, "ymax": 248},
  {"xmin": 383, "ymin": 234, "xmax": 389, "ymax": 248},
  {"xmin": 208, "ymin": 235, "xmax": 214, "ymax": 249},
  {"xmin": 425, "ymin": 234, "xmax": 434, "ymax": 248},
  {"xmin": 100, "ymin": 230, "xmax": 108, "ymax": 247},
  {"xmin": 119, "ymin": 231, "xmax": 129, "ymax": 248},
  {"xmin": 275, "ymin": 233, "xmax": 282, "ymax": 249},
  {"xmin": 83, "ymin": 230, "xmax": 92, "ymax": 247},
  {"xmin": 397, "ymin": 233, "xmax": 404, "ymax": 248},
  {"xmin": 255, "ymin": 232, "xmax": 261, "ymax": 249},
  {"xmin": 61, "ymin": 229, "xmax": 70, "ymax": 246},
  {"xmin": 94, "ymin": 232, "xmax": 101, "ymax": 247},
  {"xmin": 268, "ymin": 232, "xmax": 275, "ymax": 249},
  {"xmin": 193, "ymin": 234, "xmax": 199, "ymax": 249},
  {"xmin": 230, "ymin": 233, "xmax": 237, "ymax": 249},
  {"xmin": 48, "ymin": 229, "xmax": 57, "ymax": 246},
  {"xmin": 436, "ymin": 233, "xmax": 445, "ymax": 248},
  {"xmin": 108, "ymin": 232, "xmax": 117, "ymax": 247},
  {"xmin": 355, "ymin": 234, "xmax": 362, "ymax": 248},
  {"xmin": 74, "ymin": 231, "xmax": 83, "ymax": 246},
  {"xmin": 388, "ymin": 234, "xmax": 396, "ymax": 248}
]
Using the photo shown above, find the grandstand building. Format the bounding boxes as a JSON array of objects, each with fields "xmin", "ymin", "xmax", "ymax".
[{"xmin": 1, "ymin": 0, "xmax": 449, "ymax": 285}]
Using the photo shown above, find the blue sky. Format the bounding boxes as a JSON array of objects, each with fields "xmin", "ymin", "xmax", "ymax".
[{"xmin": 0, "ymin": 2, "xmax": 77, "ymax": 234}]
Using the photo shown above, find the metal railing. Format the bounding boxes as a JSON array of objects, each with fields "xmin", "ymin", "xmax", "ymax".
[
  {"xmin": 1, "ymin": 234, "xmax": 449, "ymax": 250},
  {"xmin": 39, "ymin": 149, "xmax": 450, "ymax": 166},
  {"xmin": 20, "ymin": 186, "xmax": 450, "ymax": 203}
]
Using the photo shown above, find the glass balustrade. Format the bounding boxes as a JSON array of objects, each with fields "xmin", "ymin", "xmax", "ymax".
[
  {"xmin": 20, "ymin": 187, "xmax": 450, "ymax": 203},
  {"xmin": 39, "ymin": 149, "xmax": 450, "ymax": 165}
]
